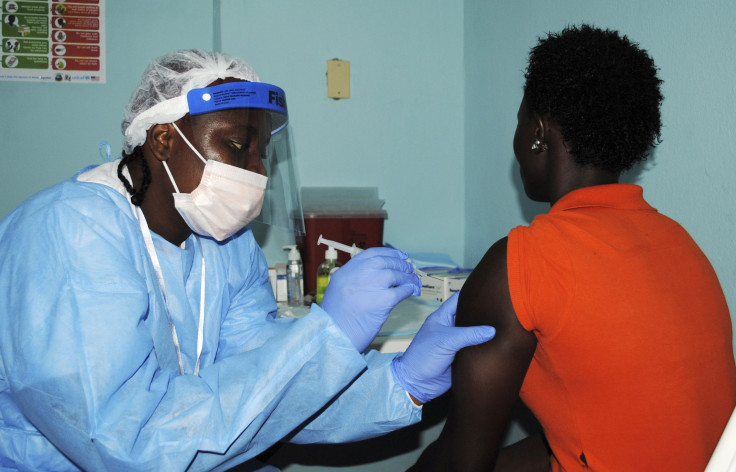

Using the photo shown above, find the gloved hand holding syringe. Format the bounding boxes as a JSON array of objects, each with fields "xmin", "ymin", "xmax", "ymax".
[
  {"xmin": 316, "ymin": 235, "xmax": 492, "ymax": 405},
  {"xmin": 317, "ymin": 234, "xmax": 496, "ymax": 404},
  {"xmin": 317, "ymin": 235, "xmax": 428, "ymax": 277}
]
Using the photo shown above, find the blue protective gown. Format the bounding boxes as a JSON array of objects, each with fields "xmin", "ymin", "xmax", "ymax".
[{"xmin": 0, "ymin": 161, "xmax": 421, "ymax": 471}]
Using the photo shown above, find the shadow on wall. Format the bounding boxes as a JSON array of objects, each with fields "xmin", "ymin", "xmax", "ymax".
[{"xmin": 620, "ymin": 148, "xmax": 658, "ymax": 185}]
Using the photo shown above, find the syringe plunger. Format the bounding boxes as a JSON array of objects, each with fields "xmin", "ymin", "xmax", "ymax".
[{"xmin": 317, "ymin": 234, "xmax": 363, "ymax": 258}]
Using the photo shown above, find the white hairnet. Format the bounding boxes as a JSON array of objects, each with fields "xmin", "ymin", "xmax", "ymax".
[{"xmin": 121, "ymin": 49, "xmax": 260, "ymax": 154}]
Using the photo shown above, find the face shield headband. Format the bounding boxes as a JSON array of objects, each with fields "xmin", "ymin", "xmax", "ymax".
[
  {"xmin": 186, "ymin": 81, "xmax": 288, "ymax": 134},
  {"xmin": 187, "ymin": 81, "xmax": 305, "ymax": 236}
]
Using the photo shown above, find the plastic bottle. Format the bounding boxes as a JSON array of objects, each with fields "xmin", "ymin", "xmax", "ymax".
[
  {"xmin": 283, "ymin": 245, "xmax": 304, "ymax": 307},
  {"xmin": 315, "ymin": 246, "xmax": 341, "ymax": 305}
]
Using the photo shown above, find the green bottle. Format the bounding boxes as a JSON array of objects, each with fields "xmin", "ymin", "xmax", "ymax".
[{"xmin": 316, "ymin": 245, "xmax": 341, "ymax": 304}]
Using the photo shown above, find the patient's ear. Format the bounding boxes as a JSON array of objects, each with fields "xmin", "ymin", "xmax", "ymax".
[{"xmin": 534, "ymin": 113, "xmax": 546, "ymax": 143}]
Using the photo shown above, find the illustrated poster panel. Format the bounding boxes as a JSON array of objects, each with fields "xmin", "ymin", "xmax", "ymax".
[{"xmin": 1, "ymin": 0, "xmax": 105, "ymax": 83}]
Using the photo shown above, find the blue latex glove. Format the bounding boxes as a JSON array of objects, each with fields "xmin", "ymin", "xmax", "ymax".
[
  {"xmin": 321, "ymin": 247, "xmax": 421, "ymax": 353},
  {"xmin": 391, "ymin": 292, "xmax": 496, "ymax": 404}
]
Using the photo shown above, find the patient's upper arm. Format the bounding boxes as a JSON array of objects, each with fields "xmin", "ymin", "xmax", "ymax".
[{"xmin": 420, "ymin": 237, "xmax": 538, "ymax": 471}]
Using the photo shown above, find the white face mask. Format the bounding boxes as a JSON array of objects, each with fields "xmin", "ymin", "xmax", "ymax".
[{"xmin": 163, "ymin": 122, "xmax": 268, "ymax": 241}]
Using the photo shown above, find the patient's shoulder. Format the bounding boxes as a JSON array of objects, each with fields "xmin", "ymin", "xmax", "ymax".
[
  {"xmin": 457, "ymin": 235, "xmax": 536, "ymax": 364},
  {"xmin": 456, "ymin": 237, "xmax": 512, "ymax": 329}
]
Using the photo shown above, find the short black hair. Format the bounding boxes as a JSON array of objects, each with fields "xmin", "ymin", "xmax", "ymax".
[{"xmin": 524, "ymin": 24, "xmax": 663, "ymax": 173}]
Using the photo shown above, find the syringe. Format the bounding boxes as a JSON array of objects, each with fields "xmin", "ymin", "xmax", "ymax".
[
  {"xmin": 317, "ymin": 234, "xmax": 364, "ymax": 258},
  {"xmin": 316, "ymin": 234, "xmax": 429, "ymax": 278}
]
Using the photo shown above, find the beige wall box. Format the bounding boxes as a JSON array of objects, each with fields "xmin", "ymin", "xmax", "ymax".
[{"xmin": 327, "ymin": 59, "xmax": 350, "ymax": 99}]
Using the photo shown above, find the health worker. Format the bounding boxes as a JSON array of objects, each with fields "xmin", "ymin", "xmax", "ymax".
[{"xmin": 0, "ymin": 49, "xmax": 495, "ymax": 472}]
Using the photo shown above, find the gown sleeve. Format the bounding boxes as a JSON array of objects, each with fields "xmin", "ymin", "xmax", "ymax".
[
  {"xmin": 201, "ymin": 228, "xmax": 421, "ymax": 454},
  {"xmin": 0, "ymin": 184, "xmax": 388, "ymax": 471},
  {"xmin": 286, "ymin": 346, "xmax": 422, "ymax": 445}
]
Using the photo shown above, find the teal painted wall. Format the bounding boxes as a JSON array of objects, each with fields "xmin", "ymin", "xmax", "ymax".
[
  {"xmin": 218, "ymin": 0, "xmax": 467, "ymax": 265},
  {"xmin": 0, "ymin": 1, "xmax": 215, "ymax": 217}
]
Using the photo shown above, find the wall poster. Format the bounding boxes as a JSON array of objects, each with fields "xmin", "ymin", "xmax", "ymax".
[{"xmin": 1, "ymin": 0, "xmax": 105, "ymax": 83}]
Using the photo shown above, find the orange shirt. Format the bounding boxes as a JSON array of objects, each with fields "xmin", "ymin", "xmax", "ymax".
[{"xmin": 507, "ymin": 184, "xmax": 736, "ymax": 471}]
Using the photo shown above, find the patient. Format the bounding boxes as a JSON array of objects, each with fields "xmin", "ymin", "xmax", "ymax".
[{"xmin": 409, "ymin": 24, "xmax": 736, "ymax": 472}]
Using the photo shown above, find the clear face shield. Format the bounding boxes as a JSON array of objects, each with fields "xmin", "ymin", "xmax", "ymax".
[{"xmin": 185, "ymin": 81, "xmax": 305, "ymax": 236}]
